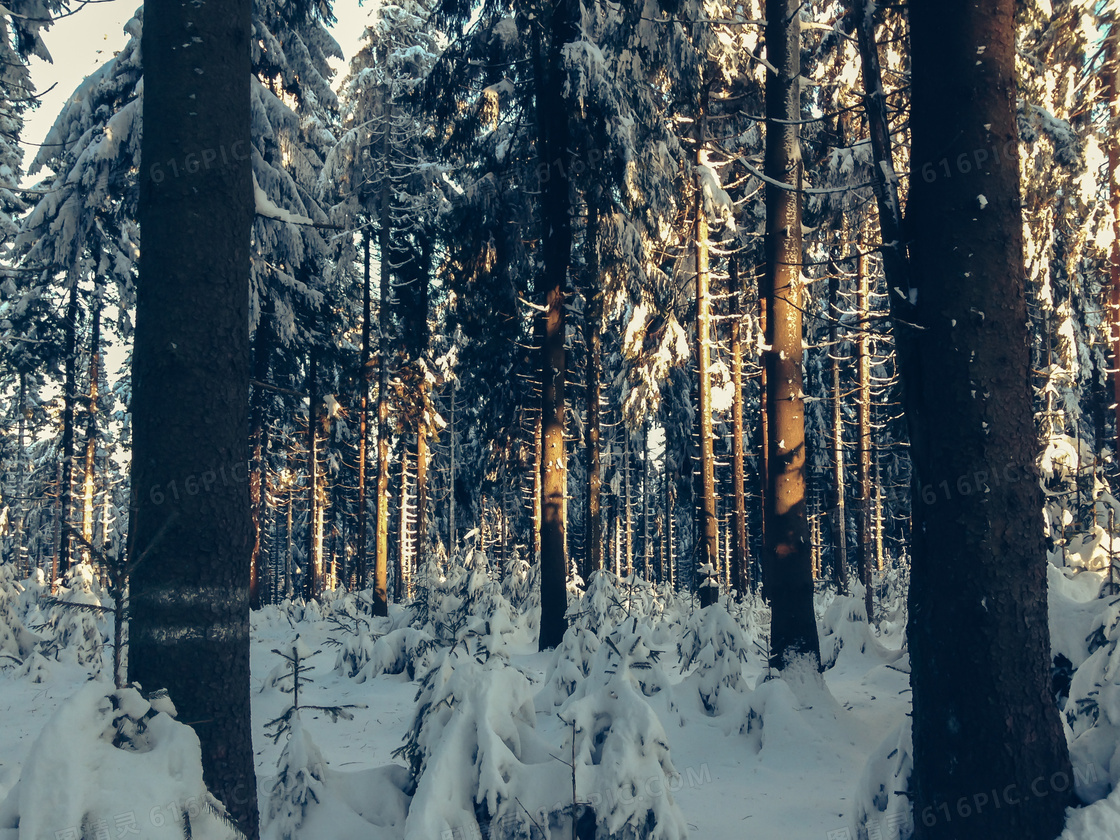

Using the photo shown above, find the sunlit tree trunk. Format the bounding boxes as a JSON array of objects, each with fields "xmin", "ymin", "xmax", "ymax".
[
  {"xmin": 694, "ymin": 86, "xmax": 720, "ymax": 609},
  {"xmin": 762, "ymin": 0, "xmax": 821, "ymax": 671}
]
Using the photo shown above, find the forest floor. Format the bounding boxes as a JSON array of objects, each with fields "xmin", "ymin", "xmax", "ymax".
[{"xmin": 2, "ymin": 561, "xmax": 1120, "ymax": 840}]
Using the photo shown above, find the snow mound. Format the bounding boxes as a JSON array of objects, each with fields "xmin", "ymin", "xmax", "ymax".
[{"xmin": 0, "ymin": 681, "xmax": 240, "ymax": 840}]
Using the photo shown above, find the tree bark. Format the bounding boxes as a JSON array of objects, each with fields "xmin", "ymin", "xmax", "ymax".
[
  {"xmin": 584, "ymin": 258, "xmax": 603, "ymax": 580},
  {"xmin": 55, "ymin": 276, "xmax": 80, "ymax": 583},
  {"xmin": 762, "ymin": 0, "xmax": 821, "ymax": 671},
  {"xmin": 694, "ymin": 86, "xmax": 720, "ymax": 609},
  {"xmin": 730, "ymin": 257, "xmax": 750, "ymax": 596},
  {"xmin": 248, "ymin": 308, "xmax": 271, "ymax": 609},
  {"xmin": 129, "ymin": 0, "xmax": 258, "ymax": 831},
  {"xmin": 305, "ymin": 349, "xmax": 322, "ymax": 601},
  {"xmin": 1105, "ymin": 20, "xmax": 1120, "ymax": 453},
  {"xmin": 856, "ymin": 251, "xmax": 873, "ymax": 620},
  {"xmin": 373, "ymin": 207, "xmax": 392, "ymax": 615},
  {"xmin": 828, "ymin": 262, "xmax": 848, "ymax": 591},
  {"xmin": 80, "ymin": 296, "xmax": 101, "ymax": 566},
  {"xmin": 533, "ymin": 0, "xmax": 579, "ymax": 650},
  {"xmin": 905, "ymin": 2, "xmax": 1073, "ymax": 837}
]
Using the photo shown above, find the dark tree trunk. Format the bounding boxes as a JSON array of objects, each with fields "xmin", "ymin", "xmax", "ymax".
[
  {"xmin": 55, "ymin": 276, "xmax": 80, "ymax": 583},
  {"xmin": 533, "ymin": 0, "xmax": 579, "ymax": 650},
  {"xmin": 356, "ymin": 229, "xmax": 372, "ymax": 590},
  {"xmin": 128, "ymin": 0, "xmax": 258, "ymax": 832},
  {"xmin": 905, "ymin": 3, "xmax": 1073, "ymax": 838},
  {"xmin": 248, "ymin": 308, "xmax": 272, "ymax": 609},
  {"xmin": 762, "ymin": 0, "xmax": 821, "ymax": 672},
  {"xmin": 80, "ymin": 296, "xmax": 102, "ymax": 565},
  {"xmin": 729, "ymin": 257, "xmax": 750, "ymax": 596},
  {"xmin": 584, "ymin": 224, "xmax": 604, "ymax": 580}
]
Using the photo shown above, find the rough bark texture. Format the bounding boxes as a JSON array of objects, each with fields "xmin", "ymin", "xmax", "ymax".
[
  {"xmin": 55, "ymin": 277, "xmax": 80, "ymax": 583},
  {"xmin": 1106, "ymin": 22, "xmax": 1120, "ymax": 451},
  {"xmin": 584, "ymin": 213, "xmax": 603, "ymax": 579},
  {"xmin": 762, "ymin": 0, "xmax": 821, "ymax": 671},
  {"xmin": 828, "ymin": 266, "xmax": 848, "ymax": 591},
  {"xmin": 533, "ymin": 0, "xmax": 579, "ymax": 650},
  {"xmin": 373, "ymin": 209, "xmax": 392, "ymax": 615},
  {"xmin": 80, "ymin": 298, "xmax": 101, "ymax": 563},
  {"xmin": 856, "ymin": 252, "xmax": 873, "ymax": 620},
  {"xmin": 306, "ymin": 349, "xmax": 322, "ymax": 601},
  {"xmin": 730, "ymin": 257, "xmax": 750, "ymax": 596},
  {"xmin": 356, "ymin": 230, "xmax": 372, "ymax": 590},
  {"xmin": 248, "ymin": 308, "xmax": 271, "ymax": 608},
  {"xmin": 128, "ymin": 0, "xmax": 258, "ymax": 833},
  {"xmin": 905, "ymin": 3, "xmax": 1073, "ymax": 838},
  {"xmin": 694, "ymin": 90, "xmax": 720, "ymax": 609}
]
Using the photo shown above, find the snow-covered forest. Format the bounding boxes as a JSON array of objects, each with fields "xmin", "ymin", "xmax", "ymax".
[{"xmin": 0, "ymin": 0, "xmax": 1119, "ymax": 838}]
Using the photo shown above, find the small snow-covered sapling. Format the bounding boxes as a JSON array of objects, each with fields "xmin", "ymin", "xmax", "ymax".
[{"xmin": 265, "ymin": 635, "xmax": 364, "ymax": 742}]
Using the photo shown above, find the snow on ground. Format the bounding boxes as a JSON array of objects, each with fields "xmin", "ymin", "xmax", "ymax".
[{"xmin": 0, "ymin": 560, "xmax": 1116, "ymax": 839}]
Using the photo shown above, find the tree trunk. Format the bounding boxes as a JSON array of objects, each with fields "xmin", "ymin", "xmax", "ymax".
[
  {"xmin": 373, "ymin": 208, "xmax": 392, "ymax": 616},
  {"xmin": 248, "ymin": 308, "xmax": 271, "ymax": 609},
  {"xmin": 730, "ymin": 257, "xmax": 750, "ymax": 596},
  {"xmin": 306, "ymin": 350, "xmax": 321, "ymax": 601},
  {"xmin": 13, "ymin": 371, "xmax": 27, "ymax": 574},
  {"xmin": 397, "ymin": 445, "xmax": 410, "ymax": 600},
  {"xmin": 694, "ymin": 87, "xmax": 720, "ymax": 609},
  {"xmin": 905, "ymin": 2, "xmax": 1073, "ymax": 837},
  {"xmin": 129, "ymin": 0, "xmax": 258, "ymax": 830},
  {"xmin": 828, "ymin": 264, "xmax": 848, "ymax": 591},
  {"xmin": 55, "ymin": 276, "xmax": 80, "ymax": 583},
  {"xmin": 623, "ymin": 428, "xmax": 633, "ymax": 576},
  {"xmin": 642, "ymin": 421, "xmax": 651, "ymax": 579},
  {"xmin": 1106, "ymin": 21, "xmax": 1120, "ymax": 453},
  {"xmin": 80, "ymin": 296, "xmax": 102, "ymax": 566},
  {"xmin": 415, "ymin": 418, "xmax": 429, "ymax": 572},
  {"xmin": 532, "ymin": 0, "xmax": 579, "ymax": 650},
  {"xmin": 448, "ymin": 383, "xmax": 456, "ymax": 553},
  {"xmin": 762, "ymin": 0, "xmax": 821, "ymax": 671},
  {"xmin": 584, "ymin": 208, "xmax": 604, "ymax": 580},
  {"xmin": 856, "ymin": 251, "xmax": 873, "ymax": 620},
  {"xmin": 356, "ymin": 229, "xmax": 372, "ymax": 590}
]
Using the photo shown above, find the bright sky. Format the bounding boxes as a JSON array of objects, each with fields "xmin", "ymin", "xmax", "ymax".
[{"xmin": 21, "ymin": 0, "xmax": 375, "ymax": 172}]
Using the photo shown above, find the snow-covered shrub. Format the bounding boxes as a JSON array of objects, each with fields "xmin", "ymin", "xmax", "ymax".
[
  {"xmin": 502, "ymin": 548, "xmax": 539, "ymax": 615},
  {"xmin": 677, "ymin": 603, "xmax": 751, "ymax": 714},
  {"xmin": 1064, "ymin": 595, "xmax": 1120, "ymax": 801},
  {"xmin": 266, "ymin": 713, "xmax": 327, "ymax": 840},
  {"xmin": 536, "ymin": 625, "xmax": 602, "ymax": 708},
  {"xmin": 35, "ymin": 561, "xmax": 108, "ymax": 672},
  {"xmin": 396, "ymin": 640, "xmax": 561, "ymax": 840},
  {"xmin": 555, "ymin": 622, "xmax": 688, "ymax": 840},
  {"xmin": 324, "ymin": 591, "xmax": 387, "ymax": 678},
  {"xmin": 817, "ymin": 580, "xmax": 905, "ymax": 671},
  {"xmin": 0, "ymin": 682, "xmax": 239, "ymax": 840},
  {"xmin": 851, "ymin": 721, "xmax": 913, "ymax": 840},
  {"xmin": 350, "ymin": 626, "xmax": 436, "ymax": 682},
  {"xmin": 0, "ymin": 563, "xmax": 35, "ymax": 667},
  {"xmin": 571, "ymin": 569, "xmax": 630, "ymax": 635},
  {"xmin": 412, "ymin": 548, "xmax": 523, "ymax": 653}
]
